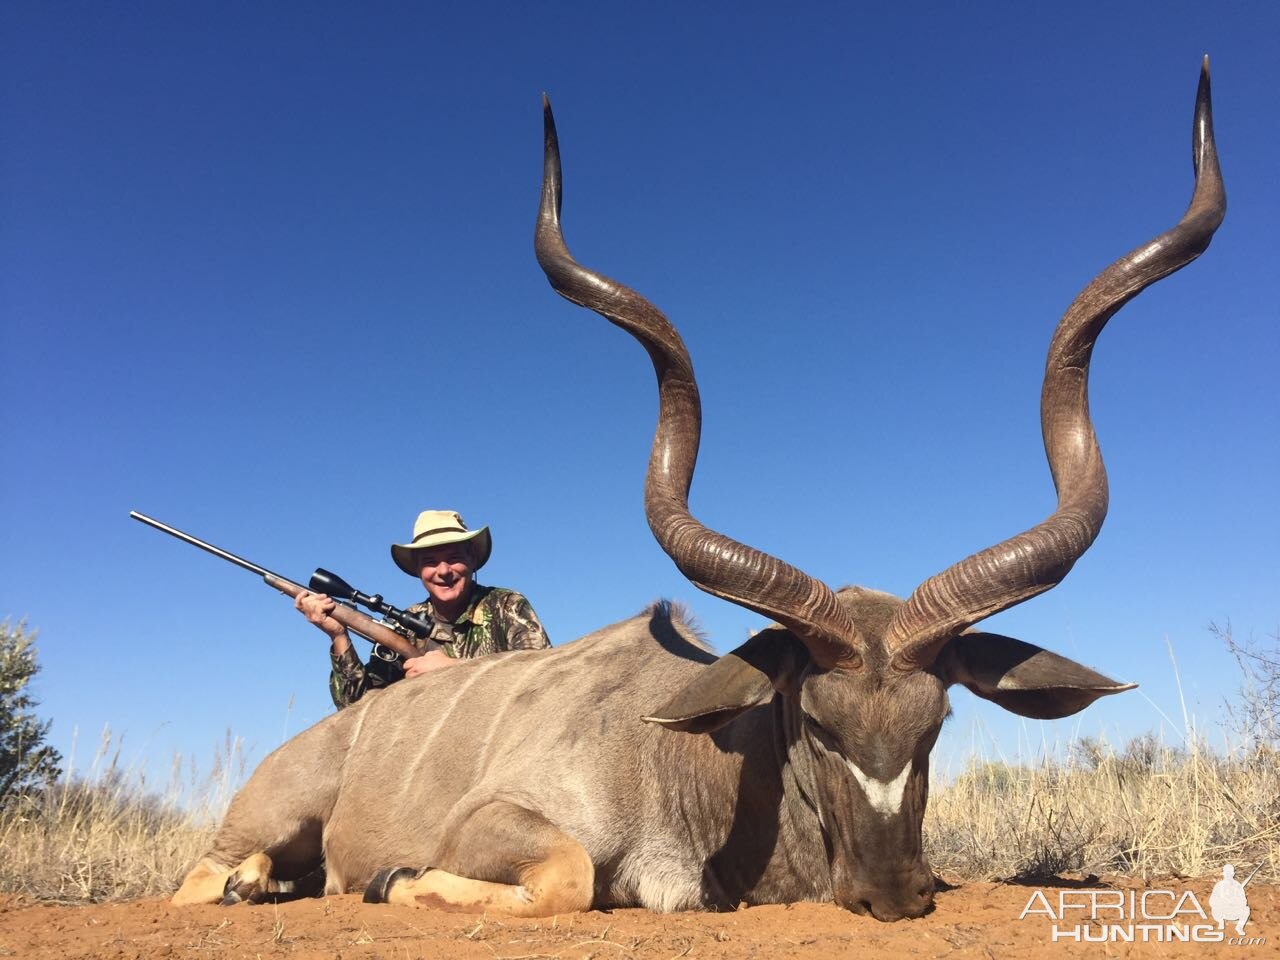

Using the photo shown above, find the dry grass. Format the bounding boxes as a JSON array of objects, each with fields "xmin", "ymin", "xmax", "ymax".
[
  {"xmin": 924, "ymin": 734, "xmax": 1279, "ymax": 882},
  {"xmin": 0, "ymin": 727, "xmax": 243, "ymax": 901}
]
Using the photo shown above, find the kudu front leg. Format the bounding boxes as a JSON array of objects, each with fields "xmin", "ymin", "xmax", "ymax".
[
  {"xmin": 172, "ymin": 710, "xmax": 351, "ymax": 905},
  {"xmin": 364, "ymin": 800, "xmax": 594, "ymax": 917},
  {"xmin": 174, "ymin": 854, "xmax": 326, "ymax": 905}
]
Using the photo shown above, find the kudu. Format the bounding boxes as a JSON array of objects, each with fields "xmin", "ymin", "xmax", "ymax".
[{"xmin": 173, "ymin": 62, "xmax": 1224, "ymax": 921}]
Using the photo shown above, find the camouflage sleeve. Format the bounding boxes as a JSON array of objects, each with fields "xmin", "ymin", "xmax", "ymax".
[
  {"xmin": 495, "ymin": 591, "xmax": 551, "ymax": 651},
  {"xmin": 328, "ymin": 634, "xmax": 411, "ymax": 710},
  {"xmin": 329, "ymin": 645, "xmax": 370, "ymax": 710}
]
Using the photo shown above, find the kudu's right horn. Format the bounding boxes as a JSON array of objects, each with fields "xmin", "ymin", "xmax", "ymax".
[{"xmin": 535, "ymin": 94, "xmax": 866, "ymax": 670}]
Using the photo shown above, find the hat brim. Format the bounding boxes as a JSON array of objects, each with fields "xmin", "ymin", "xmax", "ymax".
[{"xmin": 391, "ymin": 526, "xmax": 492, "ymax": 577}]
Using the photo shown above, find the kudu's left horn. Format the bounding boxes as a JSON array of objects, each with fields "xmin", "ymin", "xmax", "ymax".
[{"xmin": 886, "ymin": 58, "xmax": 1226, "ymax": 671}]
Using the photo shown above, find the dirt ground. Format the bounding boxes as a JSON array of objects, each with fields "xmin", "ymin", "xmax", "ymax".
[{"xmin": 0, "ymin": 878, "xmax": 1273, "ymax": 960}]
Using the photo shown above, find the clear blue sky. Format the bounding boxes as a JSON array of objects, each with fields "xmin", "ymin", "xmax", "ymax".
[{"xmin": 3, "ymin": 2, "xmax": 1276, "ymax": 783}]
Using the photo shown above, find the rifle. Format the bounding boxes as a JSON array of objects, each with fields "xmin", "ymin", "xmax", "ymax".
[
  {"xmin": 1241, "ymin": 859, "xmax": 1266, "ymax": 887},
  {"xmin": 129, "ymin": 511, "xmax": 439, "ymax": 660}
]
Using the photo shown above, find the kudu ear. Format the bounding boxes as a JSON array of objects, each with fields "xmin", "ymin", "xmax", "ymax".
[
  {"xmin": 643, "ymin": 628, "xmax": 807, "ymax": 733},
  {"xmin": 937, "ymin": 632, "xmax": 1136, "ymax": 720}
]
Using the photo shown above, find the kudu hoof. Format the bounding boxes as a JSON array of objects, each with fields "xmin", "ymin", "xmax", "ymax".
[
  {"xmin": 220, "ymin": 875, "xmax": 266, "ymax": 906},
  {"xmin": 363, "ymin": 866, "xmax": 417, "ymax": 904}
]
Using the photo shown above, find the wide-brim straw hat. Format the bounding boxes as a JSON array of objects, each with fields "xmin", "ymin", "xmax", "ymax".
[{"xmin": 391, "ymin": 510, "xmax": 492, "ymax": 577}]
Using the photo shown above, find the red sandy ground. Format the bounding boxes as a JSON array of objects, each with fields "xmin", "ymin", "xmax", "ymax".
[{"xmin": 1, "ymin": 878, "xmax": 1273, "ymax": 960}]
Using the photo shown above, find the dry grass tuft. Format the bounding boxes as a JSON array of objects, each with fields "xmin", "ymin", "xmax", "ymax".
[{"xmin": 0, "ymin": 727, "xmax": 243, "ymax": 901}]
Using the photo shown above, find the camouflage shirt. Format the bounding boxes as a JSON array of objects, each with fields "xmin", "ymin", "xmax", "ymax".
[{"xmin": 328, "ymin": 584, "xmax": 550, "ymax": 709}]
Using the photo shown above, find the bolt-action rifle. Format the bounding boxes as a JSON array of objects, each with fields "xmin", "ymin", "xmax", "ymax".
[
  {"xmin": 129, "ymin": 511, "xmax": 439, "ymax": 659},
  {"xmin": 1241, "ymin": 860, "xmax": 1267, "ymax": 887}
]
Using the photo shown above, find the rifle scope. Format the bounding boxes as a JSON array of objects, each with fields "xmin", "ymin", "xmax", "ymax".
[{"xmin": 308, "ymin": 568, "xmax": 434, "ymax": 639}]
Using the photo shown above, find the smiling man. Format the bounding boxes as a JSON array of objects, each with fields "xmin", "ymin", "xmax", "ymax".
[{"xmin": 296, "ymin": 510, "xmax": 551, "ymax": 709}]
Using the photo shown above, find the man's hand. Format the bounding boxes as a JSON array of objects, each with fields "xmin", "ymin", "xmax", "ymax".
[
  {"xmin": 295, "ymin": 591, "xmax": 347, "ymax": 640},
  {"xmin": 403, "ymin": 650, "xmax": 458, "ymax": 678}
]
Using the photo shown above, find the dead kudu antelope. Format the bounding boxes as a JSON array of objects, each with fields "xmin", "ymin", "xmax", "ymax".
[{"xmin": 174, "ymin": 63, "xmax": 1224, "ymax": 921}]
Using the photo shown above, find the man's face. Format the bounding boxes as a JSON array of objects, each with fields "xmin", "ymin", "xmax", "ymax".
[{"xmin": 416, "ymin": 543, "xmax": 475, "ymax": 609}]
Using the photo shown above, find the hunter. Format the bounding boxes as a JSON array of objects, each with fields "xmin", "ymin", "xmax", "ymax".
[{"xmin": 296, "ymin": 510, "xmax": 550, "ymax": 708}]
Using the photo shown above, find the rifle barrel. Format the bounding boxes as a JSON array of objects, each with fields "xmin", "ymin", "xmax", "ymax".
[
  {"xmin": 129, "ymin": 510, "xmax": 432, "ymax": 660},
  {"xmin": 129, "ymin": 511, "xmax": 278, "ymax": 580}
]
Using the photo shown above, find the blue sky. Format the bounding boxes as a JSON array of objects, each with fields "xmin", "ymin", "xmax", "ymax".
[{"xmin": 3, "ymin": 2, "xmax": 1276, "ymax": 783}]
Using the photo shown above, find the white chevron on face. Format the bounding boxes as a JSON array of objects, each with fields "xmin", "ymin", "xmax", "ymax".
[{"xmin": 845, "ymin": 759, "xmax": 911, "ymax": 816}]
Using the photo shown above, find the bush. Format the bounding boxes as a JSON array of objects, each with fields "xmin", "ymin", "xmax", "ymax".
[
  {"xmin": 1216, "ymin": 620, "xmax": 1280, "ymax": 749},
  {"xmin": 0, "ymin": 619, "xmax": 62, "ymax": 802}
]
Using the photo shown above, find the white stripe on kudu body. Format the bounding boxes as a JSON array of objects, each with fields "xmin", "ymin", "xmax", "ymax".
[{"xmin": 845, "ymin": 760, "xmax": 911, "ymax": 816}]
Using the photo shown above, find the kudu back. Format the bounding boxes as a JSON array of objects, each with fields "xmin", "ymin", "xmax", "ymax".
[{"xmin": 173, "ymin": 62, "xmax": 1225, "ymax": 921}]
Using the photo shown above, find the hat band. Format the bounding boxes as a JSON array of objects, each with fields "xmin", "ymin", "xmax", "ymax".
[{"xmin": 411, "ymin": 526, "xmax": 472, "ymax": 543}]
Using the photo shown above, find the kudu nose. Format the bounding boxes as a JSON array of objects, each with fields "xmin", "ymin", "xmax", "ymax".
[
  {"xmin": 838, "ymin": 873, "xmax": 935, "ymax": 922},
  {"xmin": 867, "ymin": 885, "xmax": 934, "ymax": 922}
]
